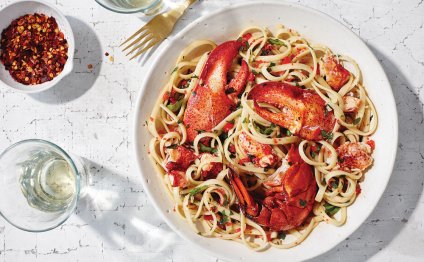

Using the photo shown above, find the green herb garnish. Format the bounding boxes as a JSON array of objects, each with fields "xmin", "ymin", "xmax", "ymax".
[
  {"xmin": 324, "ymin": 203, "xmax": 340, "ymax": 217},
  {"xmin": 320, "ymin": 130, "xmax": 333, "ymax": 141},
  {"xmin": 286, "ymin": 129, "xmax": 292, "ymax": 136},
  {"xmin": 171, "ymin": 66, "xmax": 178, "ymax": 73},
  {"xmin": 353, "ymin": 117, "xmax": 361, "ymax": 125},
  {"xmin": 218, "ymin": 211, "xmax": 229, "ymax": 225},
  {"xmin": 278, "ymin": 232, "xmax": 286, "ymax": 240},
  {"xmin": 189, "ymin": 185, "xmax": 208, "ymax": 196},
  {"xmin": 199, "ymin": 144, "xmax": 218, "ymax": 154},
  {"xmin": 299, "ymin": 199, "xmax": 307, "ymax": 207},
  {"xmin": 268, "ymin": 38, "xmax": 286, "ymax": 46},
  {"xmin": 191, "ymin": 75, "xmax": 198, "ymax": 79},
  {"xmin": 166, "ymin": 99, "xmax": 183, "ymax": 112},
  {"xmin": 261, "ymin": 123, "xmax": 276, "ymax": 135}
]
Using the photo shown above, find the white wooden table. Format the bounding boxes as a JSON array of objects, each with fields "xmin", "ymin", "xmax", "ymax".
[{"xmin": 0, "ymin": 0, "xmax": 423, "ymax": 261}]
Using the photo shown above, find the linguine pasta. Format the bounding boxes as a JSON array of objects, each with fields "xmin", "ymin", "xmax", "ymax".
[{"xmin": 147, "ymin": 25, "xmax": 378, "ymax": 251}]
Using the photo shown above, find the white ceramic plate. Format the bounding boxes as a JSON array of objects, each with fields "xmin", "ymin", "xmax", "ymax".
[
  {"xmin": 0, "ymin": 0, "xmax": 74, "ymax": 93},
  {"xmin": 134, "ymin": 1, "xmax": 398, "ymax": 261}
]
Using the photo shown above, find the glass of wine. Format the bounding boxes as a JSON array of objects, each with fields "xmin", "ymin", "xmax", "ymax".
[
  {"xmin": 95, "ymin": 0, "xmax": 163, "ymax": 15},
  {"xmin": 0, "ymin": 139, "xmax": 87, "ymax": 232}
]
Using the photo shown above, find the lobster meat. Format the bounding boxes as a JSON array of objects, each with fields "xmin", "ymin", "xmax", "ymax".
[
  {"xmin": 183, "ymin": 40, "xmax": 249, "ymax": 142},
  {"xmin": 248, "ymin": 82, "xmax": 336, "ymax": 141},
  {"xmin": 237, "ymin": 132, "xmax": 278, "ymax": 168},
  {"xmin": 229, "ymin": 145, "xmax": 317, "ymax": 231},
  {"xmin": 321, "ymin": 53, "xmax": 350, "ymax": 91}
]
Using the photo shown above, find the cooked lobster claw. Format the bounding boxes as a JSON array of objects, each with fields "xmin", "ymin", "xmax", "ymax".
[
  {"xmin": 229, "ymin": 146, "xmax": 317, "ymax": 231},
  {"xmin": 248, "ymin": 82, "xmax": 336, "ymax": 141},
  {"xmin": 184, "ymin": 40, "xmax": 249, "ymax": 142}
]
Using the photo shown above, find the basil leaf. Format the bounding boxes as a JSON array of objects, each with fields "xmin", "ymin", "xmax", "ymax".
[
  {"xmin": 268, "ymin": 38, "xmax": 286, "ymax": 46},
  {"xmin": 199, "ymin": 144, "xmax": 218, "ymax": 154},
  {"xmin": 166, "ymin": 99, "xmax": 183, "ymax": 112},
  {"xmin": 189, "ymin": 185, "xmax": 208, "ymax": 196}
]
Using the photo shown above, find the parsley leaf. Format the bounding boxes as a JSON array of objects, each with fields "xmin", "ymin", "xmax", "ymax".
[
  {"xmin": 171, "ymin": 66, "xmax": 178, "ymax": 73},
  {"xmin": 286, "ymin": 129, "xmax": 292, "ymax": 136},
  {"xmin": 218, "ymin": 211, "xmax": 229, "ymax": 225},
  {"xmin": 320, "ymin": 130, "xmax": 333, "ymax": 141},
  {"xmin": 353, "ymin": 117, "xmax": 361, "ymax": 125},
  {"xmin": 323, "ymin": 203, "xmax": 340, "ymax": 217},
  {"xmin": 269, "ymin": 62, "xmax": 276, "ymax": 67},
  {"xmin": 199, "ymin": 144, "xmax": 218, "ymax": 154},
  {"xmin": 268, "ymin": 38, "xmax": 286, "ymax": 46},
  {"xmin": 278, "ymin": 232, "xmax": 286, "ymax": 240},
  {"xmin": 166, "ymin": 99, "xmax": 183, "ymax": 112},
  {"xmin": 189, "ymin": 185, "xmax": 208, "ymax": 196},
  {"xmin": 261, "ymin": 123, "xmax": 276, "ymax": 135},
  {"xmin": 299, "ymin": 199, "xmax": 307, "ymax": 207},
  {"xmin": 191, "ymin": 75, "xmax": 199, "ymax": 79}
]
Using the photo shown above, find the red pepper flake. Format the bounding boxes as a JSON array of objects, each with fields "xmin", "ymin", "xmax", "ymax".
[
  {"xmin": 87, "ymin": 64, "xmax": 93, "ymax": 70},
  {"xmin": 0, "ymin": 13, "xmax": 68, "ymax": 85}
]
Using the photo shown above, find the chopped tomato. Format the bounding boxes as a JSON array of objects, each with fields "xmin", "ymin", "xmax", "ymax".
[
  {"xmin": 229, "ymin": 144, "xmax": 236, "ymax": 153},
  {"xmin": 356, "ymin": 184, "xmax": 362, "ymax": 196},
  {"xmin": 242, "ymin": 33, "xmax": 252, "ymax": 42},
  {"xmin": 162, "ymin": 91, "xmax": 170, "ymax": 102},
  {"xmin": 281, "ymin": 55, "xmax": 294, "ymax": 64},
  {"xmin": 238, "ymin": 157, "xmax": 251, "ymax": 165},
  {"xmin": 203, "ymin": 215, "xmax": 213, "ymax": 221},
  {"xmin": 366, "ymin": 139, "xmax": 375, "ymax": 150},
  {"xmin": 223, "ymin": 122, "xmax": 234, "ymax": 133}
]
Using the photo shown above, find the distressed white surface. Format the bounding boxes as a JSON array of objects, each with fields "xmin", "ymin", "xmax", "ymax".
[{"xmin": 0, "ymin": 0, "xmax": 423, "ymax": 261}]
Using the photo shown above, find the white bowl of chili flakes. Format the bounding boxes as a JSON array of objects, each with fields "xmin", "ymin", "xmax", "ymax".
[{"xmin": 0, "ymin": 0, "xmax": 74, "ymax": 93}]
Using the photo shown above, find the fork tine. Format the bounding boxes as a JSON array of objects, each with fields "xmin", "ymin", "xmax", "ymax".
[
  {"xmin": 126, "ymin": 34, "xmax": 155, "ymax": 56},
  {"xmin": 120, "ymin": 25, "xmax": 148, "ymax": 47},
  {"xmin": 129, "ymin": 39, "xmax": 159, "ymax": 60},
  {"xmin": 122, "ymin": 30, "xmax": 150, "ymax": 52}
]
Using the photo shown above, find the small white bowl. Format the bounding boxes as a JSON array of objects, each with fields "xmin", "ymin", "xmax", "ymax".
[{"xmin": 0, "ymin": 0, "xmax": 75, "ymax": 93}]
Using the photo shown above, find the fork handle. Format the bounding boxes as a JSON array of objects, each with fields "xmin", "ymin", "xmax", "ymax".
[{"xmin": 170, "ymin": 0, "xmax": 197, "ymax": 21}]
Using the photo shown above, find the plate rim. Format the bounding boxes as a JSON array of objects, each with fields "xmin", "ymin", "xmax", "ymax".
[{"xmin": 133, "ymin": 1, "xmax": 398, "ymax": 261}]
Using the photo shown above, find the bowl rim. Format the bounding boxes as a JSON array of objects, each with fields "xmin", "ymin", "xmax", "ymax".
[
  {"xmin": 0, "ymin": 0, "xmax": 75, "ymax": 94},
  {"xmin": 133, "ymin": 1, "xmax": 398, "ymax": 261}
]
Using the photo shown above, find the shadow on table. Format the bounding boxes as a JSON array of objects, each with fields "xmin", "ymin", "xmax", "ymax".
[
  {"xmin": 310, "ymin": 45, "xmax": 424, "ymax": 261},
  {"xmin": 75, "ymin": 159, "xmax": 179, "ymax": 259},
  {"xmin": 29, "ymin": 17, "xmax": 102, "ymax": 104}
]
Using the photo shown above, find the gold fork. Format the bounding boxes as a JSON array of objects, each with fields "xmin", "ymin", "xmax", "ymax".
[{"xmin": 121, "ymin": 0, "xmax": 197, "ymax": 60}]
